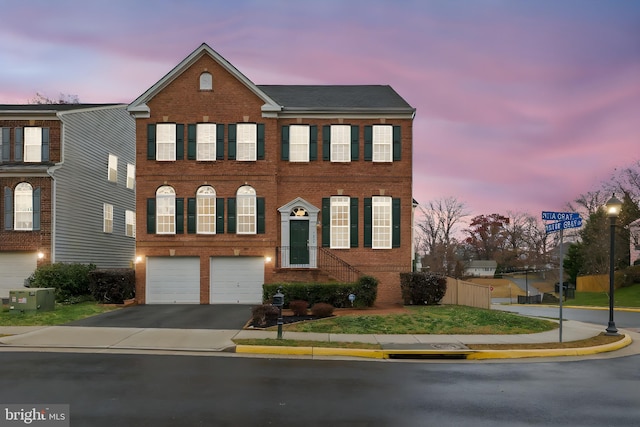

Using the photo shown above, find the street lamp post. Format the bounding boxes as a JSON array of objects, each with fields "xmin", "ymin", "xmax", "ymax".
[{"xmin": 605, "ymin": 194, "xmax": 622, "ymax": 336}]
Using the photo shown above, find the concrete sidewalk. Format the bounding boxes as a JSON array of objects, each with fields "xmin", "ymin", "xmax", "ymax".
[{"xmin": 0, "ymin": 320, "xmax": 635, "ymax": 360}]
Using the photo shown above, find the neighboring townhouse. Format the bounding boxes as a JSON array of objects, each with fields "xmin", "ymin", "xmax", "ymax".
[
  {"xmin": 0, "ymin": 104, "xmax": 136, "ymax": 298},
  {"xmin": 128, "ymin": 43, "xmax": 415, "ymax": 305}
]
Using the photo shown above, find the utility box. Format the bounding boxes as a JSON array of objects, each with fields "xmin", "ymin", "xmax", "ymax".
[{"xmin": 9, "ymin": 288, "xmax": 56, "ymax": 314}]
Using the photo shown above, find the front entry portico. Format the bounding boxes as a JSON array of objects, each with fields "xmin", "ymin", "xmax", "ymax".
[{"xmin": 279, "ymin": 198, "xmax": 319, "ymax": 268}]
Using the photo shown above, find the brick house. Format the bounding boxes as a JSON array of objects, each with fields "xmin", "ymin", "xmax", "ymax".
[
  {"xmin": 0, "ymin": 104, "xmax": 136, "ymax": 298},
  {"xmin": 128, "ymin": 43, "xmax": 415, "ymax": 305}
]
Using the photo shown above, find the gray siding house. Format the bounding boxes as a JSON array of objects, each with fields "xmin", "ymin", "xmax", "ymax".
[{"xmin": 0, "ymin": 104, "xmax": 135, "ymax": 297}]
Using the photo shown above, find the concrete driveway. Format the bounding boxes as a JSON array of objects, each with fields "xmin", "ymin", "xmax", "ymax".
[{"xmin": 65, "ymin": 304, "xmax": 254, "ymax": 330}]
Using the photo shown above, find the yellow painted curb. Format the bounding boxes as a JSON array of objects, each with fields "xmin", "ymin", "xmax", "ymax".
[
  {"xmin": 235, "ymin": 345, "xmax": 313, "ymax": 356},
  {"xmin": 312, "ymin": 347, "xmax": 386, "ymax": 359}
]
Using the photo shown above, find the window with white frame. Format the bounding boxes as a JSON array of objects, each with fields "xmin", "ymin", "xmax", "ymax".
[
  {"xmin": 237, "ymin": 123, "xmax": 257, "ymax": 161},
  {"xmin": 197, "ymin": 186, "xmax": 216, "ymax": 234},
  {"xmin": 331, "ymin": 125, "xmax": 350, "ymax": 162},
  {"xmin": 330, "ymin": 196, "xmax": 350, "ymax": 249},
  {"xmin": 156, "ymin": 123, "xmax": 176, "ymax": 161},
  {"xmin": 126, "ymin": 164, "xmax": 135, "ymax": 189},
  {"xmin": 156, "ymin": 185, "xmax": 176, "ymax": 234},
  {"xmin": 372, "ymin": 196, "xmax": 392, "ymax": 249},
  {"xmin": 289, "ymin": 125, "xmax": 309, "ymax": 162},
  {"xmin": 197, "ymin": 123, "xmax": 216, "ymax": 161},
  {"xmin": 125, "ymin": 210, "xmax": 135, "ymax": 238},
  {"xmin": 236, "ymin": 185, "xmax": 256, "ymax": 234},
  {"xmin": 108, "ymin": 154, "xmax": 118, "ymax": 182},
  {"xmin": 103, "ymin": 203, "xmax": 113, "ymax": 233},
  {"xmin": 372, "ymin": 125, "xmax": 392, "ymax": 162},
  {"xmin": 14, "ymin": 182, "xmax": 33, "ymax": 230},
  {"xmin": 200, "ymin": 72, "xmax": 212, "ymax": 90},
  {"xmin": 24, "ymin": 127, "xmax": 42, "ymax": 162}
]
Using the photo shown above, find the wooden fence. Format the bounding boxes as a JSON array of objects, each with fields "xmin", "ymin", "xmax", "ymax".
[
  {"xmin": 577, "ymin": 274, "xmax": 610, "ymax": 292},
  {"xmin": 442, "ymin": 277, "xmax": 491, "ymax": 309}
]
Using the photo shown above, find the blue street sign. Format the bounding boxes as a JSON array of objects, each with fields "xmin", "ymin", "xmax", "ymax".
[
  {"xmin": 545, "ymin": 218, "xmax": 583, "ymax": 233},
  {"xmin": 542, "ymin": 211, "xmax": 581, "ymax": 221}
]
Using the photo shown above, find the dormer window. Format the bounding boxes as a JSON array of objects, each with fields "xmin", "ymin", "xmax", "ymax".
[{"xmin": 200, "ymin": 72, "xmax": 212, "ymax": 90}]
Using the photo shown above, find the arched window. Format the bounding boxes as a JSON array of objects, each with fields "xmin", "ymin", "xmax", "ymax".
[
  {"xmin": 236, "ymin": 185, "xmax": 256, "ymax": 234},
  {"xmin": 14, "ymin": 182, "xmax": 33, "ymax": 230},
  {"xmin": 197, "ymin": 186, "xmax": 216, "ymax": 234},
  {"xmin": 156, "ymin": 185, "xmax": 175, "ymax": 234},
  {"xmin": 199, "ymin": 72, "xmax": 213, "ymax": 90}
]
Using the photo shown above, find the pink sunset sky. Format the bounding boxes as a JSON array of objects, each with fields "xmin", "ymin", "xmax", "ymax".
[{"xmin": 1, "ymin": 0, "xmax": 638, "ymax": 219}]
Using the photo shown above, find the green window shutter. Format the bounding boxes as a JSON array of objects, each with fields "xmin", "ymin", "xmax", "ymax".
[
  {"xmin": 227, "ymin": 198, "xmax": 236, "ymax": 233},
  {"xmin": 393, "ymin": 126, "xmax": 401, "ymax": 161},
  {"xmin": 187, "ymin": 197, "xmax": 196, "ymax": 233},
  {"xmin": 227, "ymin": 124, "xmax": 236, "ymax": 160},
  {"xmin": 41, "ymin": 128, "xmax": 49, "ymax": 162},
  {"xmin": 257, "ymin": 124, "xmax": 265, "ymax": 160},
  {"xmin": 1, "ymin": 128, "xmax": 10, "ymax": 161},
  {"xmin": 4, "ymin": 187, "xmax": 13, "ymax": 230},
  {"xmin": 32, "ymin": 187, "xmax": 41, "ymax": 230},
  {"xmin": 147, "ymin": 198, "xmax": 156, "ymax": 234},
  {"xmin": 175, "ymin": 124, "xmax": 184, "ymax": 160},
  {"xmin": 321, "ymin": 198, "xmax": 330, "ymax": 247},
  {"xmin": 392, "ymin": 198, "xmax": 401, "ymax": 247},
  {"xmin": 15, "ymin": 128, "xmax": 23, "ymax": 161},
  {"xmin": 257, "ymin": 197, "xmax": 265, "ymax": 234},
  {"xmin": 147, "ymin": 124, "xmax": 156, "ymax": 160},
  {"xmin": 176, "ymin": 198, "xmax": 184, "ymax": 234},
  {"xmin": 216, "ymin": 198, "xmax": 225, "ymax": 233},
  {"xmin": 364, "ymin": 126, "xmax": 373, "ymax": 161},
  {"xmin": 351, "ymin": 125, "xmax": 359, "ymax": 161},
  {"xmin": 322, "ymin": 125, "xmax": 330, "ymax": 161},
  {"xmin": 216, "ymin": 124, "xmax": 225, "ymax": 160},
  {"xmin": 187, "ymin": 124, "xmax": 197, "ymax": 160},
  {"xmin": 281, "ymin": 126, "xmax": 289, "ymax": 161},
  {"xmin": 364, "ymin": 198, "xmax": 372, "ymax": 248},
  {"xmin": 350, "ymin": 197, "xmax": 358, "ymax": 248},
  {"xmin": 309, "ymin": 125, "xmax": 318, "ymax": 161}
]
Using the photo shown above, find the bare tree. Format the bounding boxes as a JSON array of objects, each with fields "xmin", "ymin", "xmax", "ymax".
[{"xmin": 28, "ymin": 92, "xmax": 80, "ymax": 104}]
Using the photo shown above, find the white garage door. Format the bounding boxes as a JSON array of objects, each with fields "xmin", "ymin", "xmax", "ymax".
[
  {"xmin": 146, "ymin": 257, "xmax": 200, "ymax": 304},
  {"xmin": 210, "ymin": 257, "xmax": 264, "ymax": 304},
  {"xmin": 0, "ymin": 252, "xmax": 38, "ymax": 298}
]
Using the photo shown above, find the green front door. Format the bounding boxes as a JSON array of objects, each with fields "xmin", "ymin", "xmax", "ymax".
[{"xmin": 290, "ymin": 220, "xmax": 309, "ymax": 264}]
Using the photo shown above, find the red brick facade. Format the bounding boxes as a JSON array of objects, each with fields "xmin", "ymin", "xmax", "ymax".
[{"xmin": 131, "ymin": 45, "xmax": 414, "ymax": 305}]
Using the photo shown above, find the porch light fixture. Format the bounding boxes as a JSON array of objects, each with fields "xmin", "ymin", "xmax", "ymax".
[
  {"xmin": 37, "ymin": 252, "xmax": 45, "ymax": 259},
  {"xmin": 605, "ymin": 193, "xmax": 622, "ymax": 335}
]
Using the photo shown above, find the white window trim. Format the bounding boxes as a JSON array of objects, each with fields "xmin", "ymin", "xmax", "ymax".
[
  {"xmin": 24, "ymin": 127, "xmax": 42, "ymax": 163},
  {"xmin": 125, "ymin": 210, "xmax": 136, "ymax": 238},
  {"xmin": 289, "ymin": 125, "xmax": 309, "ymax": 162},
  {"xmin": 330, "ymin": 125, "xmax": 350, "ymax": 163},
  {"xmin": 372, "ymin": 125, "xmax": 393, "ymax": 162},
  {"xmin": 197, "ymin": 123, "xmax": 216, "ymax": 161},
  {"xmin": 330, "ymin": 196, "xmax": 350, "ymax": 249},
  {"xmin": 197, "ymin": 186, "xmax": 216, "ymax": 234},
  {"xmin": 236, "ymin": 186, "xmax": 256, "ymax": 234},
  {"xmin": 126, "ymin": 164, "xmax": 135, "ymax": 189},
  {"xmin": 14, "ymin": 182, "xmax": 33, "ymax": 231},
  {"xmin": 156, "ymin": 186, "xmax": 176, "ymax": 234},
  {"xmin": 156, "ymin": 123, "xmax": 176, "ymax": 161},
  {"xmin": 108, "ymin": 154, "xmax": 118, "ymax": 182},
  {"xmin": 103, "ymin": 203, "xmax": 113, "ymax": 233},
  {"xmin": 236, "ymin": 123, "xmax": 257, "ymax": 162},
  {"xmin": 372, "ymin": 196, "xmax": 392, "ymax": 249}
]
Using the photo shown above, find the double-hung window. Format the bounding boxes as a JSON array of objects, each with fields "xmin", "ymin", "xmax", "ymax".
[
  {"xmin": 156, "ymin": 186, "xmax": 176, "ymax": 234},
  {"xmin": 24, "ymin": 127, "xmax": 42, "ymax": 162},
  {"xmin": 196, "ymin": 186, "xmax": 216, "ymax": 234},
  {"xmin": 108, "ymin": 154, "xmax": 118, "ymax": 182},
  {"xmin": 125, "ymin": 210, "xmax": 135, "ymax": 238},
  {"xmin": 156, "ymin": 124, "xmax": 176, "ymax": 161},
  {"xmin": 236, "ymin": 185, "xmax": 256, "ymax": 234},
  {"xmin": 289, "ymin": 125, "xmax": 310, "ymax": 162},
  {"xmin": 372, "ymin": 125, "xmax": 392, "ymax": 162},
  {"xmin": 103, "ymin": 203, "xmax": 113, "ymax": 233},
  {"xmin": 236, "ymin": 124, "xmax": 257, "ymax": 161},
  {"xmin": 197, "ymin": 123, "xmax": 216, "ymax": 161},
  {"xmin": 14, "ymin": 183, "xmax": 33, "ymax": 230},
  {"xmin": 126, "ymin": 164, "xmax": 135, "ymax": 189},
  {"xmin": 372, "ymin": 196, "xmax": 392, "ymax": 249},
  {"xmin": 330, "ymin": 125, "xmax": 351, "ymax": 162},
  {"xmin": 330, "ymin": 196, "xmax": 350, "ymax": 249}
]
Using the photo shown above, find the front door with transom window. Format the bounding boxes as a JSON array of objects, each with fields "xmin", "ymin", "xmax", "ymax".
[{"xmin": 290, "ymin": 220, "xmax": 309, "ymax": 265}]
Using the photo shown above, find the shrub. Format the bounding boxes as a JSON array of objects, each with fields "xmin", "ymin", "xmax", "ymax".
[
  {"xmin": 399, "ymin": 272, "xmax": 447, "ymax": 305},
  {"xmin": 289, "ymin": 300, "xmax": 308, "ymax": 316},
  {"xmin": 615, "ymin": 265, "xmax": 640, "ymax": 288},
  {"xmin": 310, "ymin": 302, "xmax": 334, "ymax": 318},
  {"xmin": 251, "ymin": 304, "xmax": 280, "ymax": 328},
  {"xmin": 89, "ymin": 269, "xmax": 135, "ymax": 304},
  {"xmin": 28, "ymin": 262, "xmax": 96, "ymax": 303}
]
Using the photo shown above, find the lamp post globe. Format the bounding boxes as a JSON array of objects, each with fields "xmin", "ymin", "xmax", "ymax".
[{"xmin": 605, "ymin": 194, "xmax": 622, "ymax": 335}]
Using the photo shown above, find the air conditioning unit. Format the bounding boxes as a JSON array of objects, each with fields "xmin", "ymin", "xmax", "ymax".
[{"xmin": 9, "ymin": 288, "xmax": 55, "ymax": 314}]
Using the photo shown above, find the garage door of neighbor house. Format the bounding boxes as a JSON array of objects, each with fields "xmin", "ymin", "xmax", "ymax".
[
  {"xmin": 146, "ymin": 257, "xmax": 200, "ymax": 304},
  {"xmin": 0, "ymin": 252, "xmax": 38, "ymax": 298},
  {"xmin": 210, "ymin": 257, "xmax": 264, "ymax": 304}
]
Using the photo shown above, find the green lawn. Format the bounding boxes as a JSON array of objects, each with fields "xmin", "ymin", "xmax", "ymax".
[
  {"xmin": 564, "ymin": 283, "xmax": 640, "ymax": 308},
  {"xmin": 0, "ymin": 302, "xmax": 119, "ymax": 326},
  {"xmin": 274, "ymin": 305, "xmax": 558, "ymax": 335}
]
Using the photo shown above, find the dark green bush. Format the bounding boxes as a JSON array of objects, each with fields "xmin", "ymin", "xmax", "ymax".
[
  {"xmin": 399, "ymin": 272, "xmax": 447, "ymax": 305},
  {"xmin": 289, "ymin": 300, "xmax": 308, "ymax": 316},
  {"xmin": 29, "ymin": 262, "xmax": 96, "ymax": 303},
  {"xmin": 310, "ymin": 302, "xmax": 334, "ymax": 318},
  {"xmin": 263, "ymin": 275, "xmax": 378, "ymax": 308},
  {"xmin": 615, "ymin": 265, "xmax": 640, "ymax": 288},
  {"xmin": 89, "ymin": 269, "xmax": 135, "ymax": 304},
  {"xmin": 251, "ymin": 304, "xmax": 280, "ymax": 327}
]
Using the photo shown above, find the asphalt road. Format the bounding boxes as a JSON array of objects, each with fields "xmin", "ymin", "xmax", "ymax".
[{"xmin": 1, "ymin": 352, "xmax": 639, "ymax": 427}]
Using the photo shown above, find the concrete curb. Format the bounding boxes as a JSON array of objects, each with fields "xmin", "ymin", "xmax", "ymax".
[{"xmin": 235, "ymin": 334, "xmax": 633, "ymax": 360}]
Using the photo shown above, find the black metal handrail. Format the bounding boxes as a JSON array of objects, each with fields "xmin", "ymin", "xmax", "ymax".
[{"xmin": 318, "ymin": 247, "xmax": 363, "ymax": 283}]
